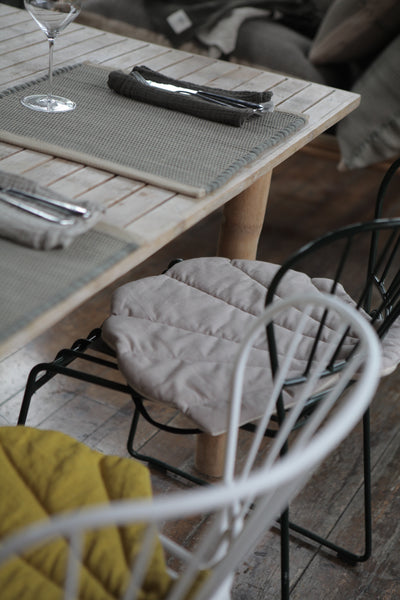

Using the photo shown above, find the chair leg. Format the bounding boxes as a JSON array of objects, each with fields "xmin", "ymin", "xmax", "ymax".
[
  {"xmin": 17, "ymin": 329, "xmax": 129, "ymax": 425},
  {"xmin": 126, "ymin": 407, "xmax": 208, "ymax": 486},
  {"xmin": 337, "ymin": 408, "xmax": 371, "ymax": 563},
  {"xmin": 18, "ymin": 362, "xmax": 54, "ymax": 424},
  {"xmin": 285, "ymin": 408, "xmax": 372, "ymax": 563},
  {"xmin": 280, "ymin": 508, "xmax": 290, "ymax": 600},
  {"xmin": 276, "ymin": 410, "xmax": 371, "ymax": 599}
]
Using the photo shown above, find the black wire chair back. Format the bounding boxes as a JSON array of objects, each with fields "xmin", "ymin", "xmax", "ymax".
[
  {"xmin": 271, "ymin": 216, "xmax": 400, "ymax": 342},
  {"xmin": 263, "ymin": 217, "xmax": 400, "ymax": 426}
]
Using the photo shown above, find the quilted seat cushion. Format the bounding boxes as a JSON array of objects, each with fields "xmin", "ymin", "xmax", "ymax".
[
  {"xmin": 102, "ymin": 258, "xmax": 399, "ymax": 436},
  {"xmin": 0, "ymin": 426, "xmax": 172, "ymax": 600}
]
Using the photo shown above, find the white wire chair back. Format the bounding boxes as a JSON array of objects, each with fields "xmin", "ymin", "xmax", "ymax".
[
  {"xmin": 0, "ymin": 294, "xmax": 381, "ymax": 600},
  {"xmin": 223, "ymin": 292, "xmax": 381, "ymax": 506}
]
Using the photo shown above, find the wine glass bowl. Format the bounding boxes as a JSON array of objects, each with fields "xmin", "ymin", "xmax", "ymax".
[{"xmin": 21, "ymin": 0, "xmax": 82, "ymax": 112}]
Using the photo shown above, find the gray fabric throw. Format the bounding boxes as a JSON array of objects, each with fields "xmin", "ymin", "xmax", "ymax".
[
  {"xmin": 108, "ymin": 65, "xmax": 273, "ymax": 126},
  {"xmin": 0, "ymin": 170, "xmax": 103, "ymax": 250}
]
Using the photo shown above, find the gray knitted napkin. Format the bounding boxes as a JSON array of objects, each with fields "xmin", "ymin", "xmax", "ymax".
[
  {"xmin": 108, "ymin": 65, "xmax": 273, "ymax": 127},
  {"xmin": 0, "ymin": 170, "xmax": 103, "ymax": 250}
]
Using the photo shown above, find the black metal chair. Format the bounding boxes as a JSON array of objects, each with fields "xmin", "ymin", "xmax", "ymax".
[
  {"xmin": 264, "ymin": 222, "xmax": 400, "ymax": 595},
  {"xmin": 17, "ymin": 158, "xmax": 400, "ymax": 599}
]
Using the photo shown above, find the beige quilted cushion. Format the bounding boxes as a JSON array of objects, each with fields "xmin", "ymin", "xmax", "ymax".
[{"xmin": 102, "ymin": 258, "xmax": 399, "ymax": 435}]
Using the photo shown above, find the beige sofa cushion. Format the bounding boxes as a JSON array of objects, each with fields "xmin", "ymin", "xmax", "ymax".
[
  {"xmin": 310, "ymin": 0, "xmax": 400, "ymax": 64},
  {"xmin": 336, "ymin": 35, "xmax": 400, "ymax": 170}
]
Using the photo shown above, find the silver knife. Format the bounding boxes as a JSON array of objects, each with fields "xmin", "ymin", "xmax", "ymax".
[
  {"xmin": 134, "ymin": 71, "xmax": 271, "ymax": 113},
  {"xmin": 0, "ymin": 186, "xmax": 91, "ymax": 219},
  {"xmin": 0, "ymin": 192, "xmax": 76, "ymax": 226}
]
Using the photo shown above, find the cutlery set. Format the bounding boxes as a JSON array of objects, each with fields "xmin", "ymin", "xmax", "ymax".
[
  {"xmin": 133, "ymin": 70, "xmax": 274, "ymax": 114},
  {"xmin": 0, "ymin": 186, "xmax": 91, "ymax": 226}
]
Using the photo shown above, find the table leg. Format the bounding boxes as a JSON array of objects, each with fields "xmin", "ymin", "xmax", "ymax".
[
  {"xmin": 217, "ymin": 170, "xmax": 272, "ymax": 260},
  {"xmin": 195, "ymin": 171, "xmax": 272, "ymax": 478},
  {"xmin": 195, "ymin": 432, "xmax": 227, "ymax": 478}
]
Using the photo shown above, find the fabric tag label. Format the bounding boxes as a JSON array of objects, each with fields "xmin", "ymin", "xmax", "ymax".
[{"xmin": 166, "ymin": 9, "xmax": 193, "ymax": 35}]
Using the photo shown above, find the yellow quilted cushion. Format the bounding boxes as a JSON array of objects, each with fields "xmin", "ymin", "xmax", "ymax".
[{"xmin": 0, "ymin": 426, "xmax": 172, "ymax": 600}]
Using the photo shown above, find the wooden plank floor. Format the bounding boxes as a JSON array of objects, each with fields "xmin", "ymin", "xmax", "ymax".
[{"xmin": 1, "ymin": 152, "xmax": 399, "ymax": 598}]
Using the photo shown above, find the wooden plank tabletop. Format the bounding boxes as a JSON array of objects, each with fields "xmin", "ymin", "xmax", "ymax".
[{"xmin": 0, "ymin": 4, "xmax": 360, "ymax": 358}]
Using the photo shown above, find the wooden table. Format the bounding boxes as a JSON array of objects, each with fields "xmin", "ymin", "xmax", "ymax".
[{"xmin": 0, "ymin": 5, "xmax": 360, "ymax": 474}]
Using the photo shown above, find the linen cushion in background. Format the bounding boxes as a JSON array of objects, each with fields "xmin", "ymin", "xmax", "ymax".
[
  {"xmin": 336, "ymin": 35, "xmax": 400, "ymax": 170},
  {"xmin": 309, "ymin": 0, "xmax": 400, "ymax": 64},
  {"xmin": 235, "ymin": 17, "xmax": 350, "ymax": 89},
  {"xmin": 309, "ymin": 0, "xmax": 400, "ymax": 169}
]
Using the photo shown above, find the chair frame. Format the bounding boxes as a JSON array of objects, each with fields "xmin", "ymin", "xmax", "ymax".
[{"xmin": 6, "ymin": 294, "xmax": 381, "ymax": 600}]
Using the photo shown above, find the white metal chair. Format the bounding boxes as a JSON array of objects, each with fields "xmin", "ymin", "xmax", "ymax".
[{"xmin": 1, "ymin": 294, "xmax": 380, "ymax": 600}]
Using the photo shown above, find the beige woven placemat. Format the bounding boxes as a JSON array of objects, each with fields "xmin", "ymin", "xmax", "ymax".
[
  {"xmin": 0, "ymin": 63, "xmax": 307, "ymax": 198},
  {"xmin": 0, "ymin": 224, "xmax": 137, "ymax": 345}
]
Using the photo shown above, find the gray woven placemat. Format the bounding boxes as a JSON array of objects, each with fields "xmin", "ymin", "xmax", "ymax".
[
  {"xmin": 0, "ymin": 225, "xmax": 137, "ymax": 345},
  {"xmin": 0, "ymin": 63, "xmax": 307, "ymax": 198}
]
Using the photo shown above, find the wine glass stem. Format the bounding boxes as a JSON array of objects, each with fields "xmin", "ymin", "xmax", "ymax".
[{"xmin": 47, "ymin": 36, "xmax": 55, "ymax": 104}]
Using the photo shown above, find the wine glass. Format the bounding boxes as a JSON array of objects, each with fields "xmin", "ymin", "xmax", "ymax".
[{"xmin": 21, "ymin": 0, "xmax": 82, "ymax": 112}]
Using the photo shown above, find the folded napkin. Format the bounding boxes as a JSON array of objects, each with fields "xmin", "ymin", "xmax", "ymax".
[
  {"xmin": 0, "ymin": 170, "xmax": 104, "ymax": 250},
  {"xmin": 107, "ymin": 65, "xmax": 273, "ymax": 127}
]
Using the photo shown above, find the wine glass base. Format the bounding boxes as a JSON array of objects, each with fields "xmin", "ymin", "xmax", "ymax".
[{"xmin": 21, "ymin": 94, "xmax": 76, "ymax": 113}]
